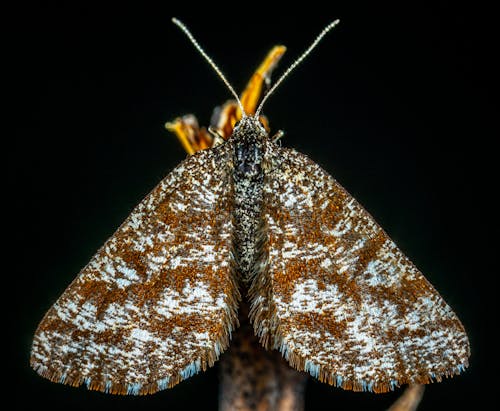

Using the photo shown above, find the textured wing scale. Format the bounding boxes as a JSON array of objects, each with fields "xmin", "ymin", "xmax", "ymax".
[
  {"xmin": 250, "ymin": 145, "xmax": 469, "ymax": 393},
  {"xmin": 31, "ymin": 144, "xmax": 239, "ymax": 395}
]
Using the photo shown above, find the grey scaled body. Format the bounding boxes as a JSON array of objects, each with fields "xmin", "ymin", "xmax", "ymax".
[{"xmin": 231, "ymin": 118, "xmax": 268, "ymax": 279}]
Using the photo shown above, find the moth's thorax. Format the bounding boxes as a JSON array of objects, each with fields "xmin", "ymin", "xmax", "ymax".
[
  {"xmin": 231, "ymin": 116, "xmax": 268, "ymax": 278},
  {"xmin": 233, "ymin": 117, "xmax": 267, "ymax": 180}
]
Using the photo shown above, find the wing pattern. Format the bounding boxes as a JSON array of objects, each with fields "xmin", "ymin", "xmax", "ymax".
[
  {"xmin": 250, "ymin": 145, "xmax": 469, "ymax": 392},
  {"xmin": 31, "ymin": 144, "xmax": 239, "ymax": 395}
]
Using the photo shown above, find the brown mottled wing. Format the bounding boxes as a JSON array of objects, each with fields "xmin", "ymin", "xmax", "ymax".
[
  {"xmin": 31, "ymin": 143, "xmax": 239, "ymax": 395},
  {"xmin": 251, "ymin": 145, "xmax": 469, "ymax": 393}
]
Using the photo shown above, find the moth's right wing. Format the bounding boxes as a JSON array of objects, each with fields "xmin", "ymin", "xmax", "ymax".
[
  {"xmin": 252, "ymin": 144, "xmax": 469, "ymax": 393},
  {"xmin": 31, "ymin": 143, "xmax": 239, "ymax": 395}
]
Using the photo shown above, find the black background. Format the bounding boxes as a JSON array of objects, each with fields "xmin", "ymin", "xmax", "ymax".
[{"xmin": 8, "ymin": 2, "xmax": 492, "ymax": 410}]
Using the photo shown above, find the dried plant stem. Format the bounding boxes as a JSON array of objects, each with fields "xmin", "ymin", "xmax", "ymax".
[
  {"xmin": 387, "ymin": 384, "xmax": 425, "ymax": 411},
  {"xmin": 219, "ymin": 302, "xmax": 307, "ymax": 411}
]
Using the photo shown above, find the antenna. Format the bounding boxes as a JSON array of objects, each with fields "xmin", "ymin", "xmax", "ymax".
[
  {"xmin": 255, "ymin": 19, "xmax": 340, "ymax": 118},
  {"xmin": 172, "ymin": 18, "xmax": 246, "ymax": 116}
]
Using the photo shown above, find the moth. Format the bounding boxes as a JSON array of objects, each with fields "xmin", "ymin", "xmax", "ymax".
[{"xmin": 31, "ymin": 18, "xmax": 470, "ymax": 396}]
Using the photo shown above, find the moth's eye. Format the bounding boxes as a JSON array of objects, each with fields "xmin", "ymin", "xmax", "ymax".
[{"xmin": 233, "ymin": 120, "xmax": 240, "ymax": 128}]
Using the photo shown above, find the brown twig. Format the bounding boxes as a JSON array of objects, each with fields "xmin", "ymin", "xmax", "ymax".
[
  {"xmin": 387, "ymin": 385, "xmax": 425, "ymax": 411},
  {"xmin": 219, "ymin": 303, "xmax": 307, "ymax": 411}
]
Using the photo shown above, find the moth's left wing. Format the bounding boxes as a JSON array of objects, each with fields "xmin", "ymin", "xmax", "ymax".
[
  {"xmin": 31, "ymin": 143, "xmax": 239, "ymax": 395},
  {"xmin": 251, "ymin": 144, "xmax": 469, "ymax": 393}
]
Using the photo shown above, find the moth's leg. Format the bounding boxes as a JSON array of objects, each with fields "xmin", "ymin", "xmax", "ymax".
[
  {"xmin": 208, "ymin": 126, "xmax": 225, "ymax": 147},
  {"xmin": 271, "ymin": 130, "xmax": 285, "ymax": 142},
  {"xmin": 165, "ymin": 114, "xmax": 212, "ymax": 155},
  {"xmin": 387, "ymin": 385, "xmax": 425, "ymax": 411}
]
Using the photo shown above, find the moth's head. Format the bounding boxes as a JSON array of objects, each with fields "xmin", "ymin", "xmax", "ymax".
[{"xmin": 232, "ymin": 115, "xmax": 268, "ymax": 140}]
